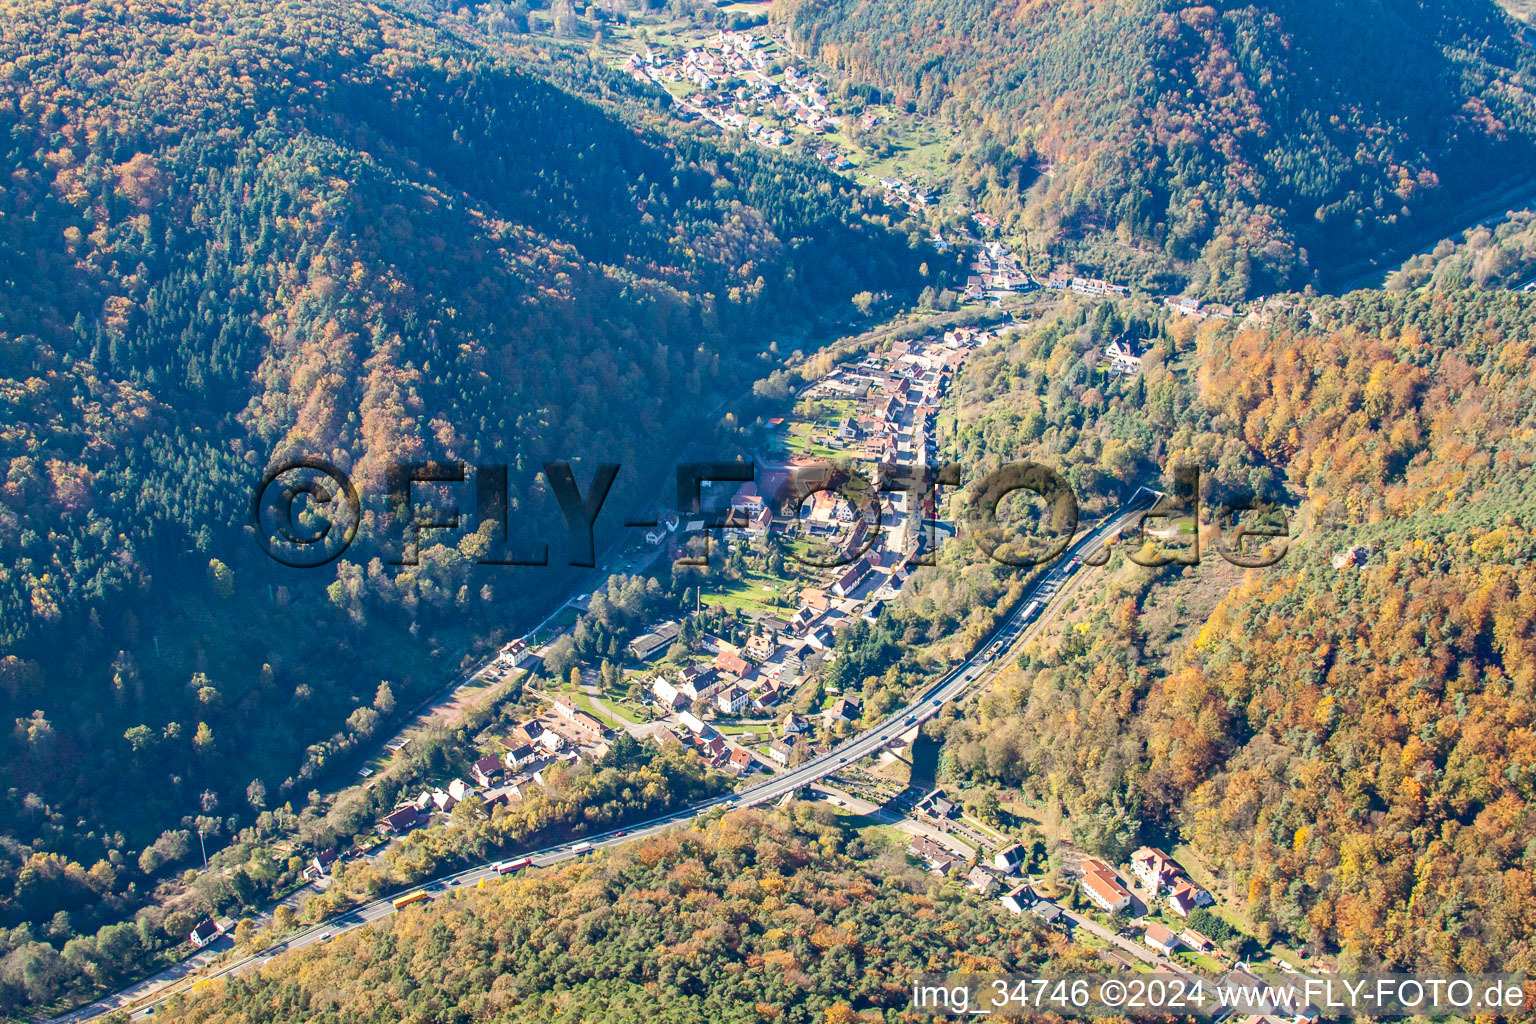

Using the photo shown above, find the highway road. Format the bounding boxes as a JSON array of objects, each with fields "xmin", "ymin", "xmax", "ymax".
[{"xmin": 57, "ymin": 486, "xmax": 1162, "ymax": 1022}]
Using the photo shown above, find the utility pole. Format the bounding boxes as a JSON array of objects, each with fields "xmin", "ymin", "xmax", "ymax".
[{"xmin": 198, "ymin": 829, "xmax": 208, "ymax": 871}]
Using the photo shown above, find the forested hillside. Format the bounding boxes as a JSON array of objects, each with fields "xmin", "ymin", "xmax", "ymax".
[
  {"xmin": 773, "ymin": 0, "xmax": 1536, "ymax": 298},
  {"xmin": 0, "ymin": 0, "xmax": 938, "ymax": 995},
  {"xmin": 141, "ymin": 809, "xmax": 1074, "ymax": 1024},
  {"xmin": 931, "ymin": 290, "xmax": 1536, "ymax": 971}
]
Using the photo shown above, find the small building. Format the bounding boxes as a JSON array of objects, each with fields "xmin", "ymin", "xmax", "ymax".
[
  {"xmin": 717, "ymin": 686, "xmax": 749, "ymax": 713},
  {"xmin": 678, "ymin": 710, "xmax": 708, "ymax": 735},
  {"xmin": 907, "ymin": 836, "xmax": 955, "ymax": 875},
  {"xmin": 379, "ymin": 805, "xmax": 424, "ymax": 835},
  {"xmin": 188, "ymin": 918, "xmax": 223, "ymax": 949},
  {"xmin": 502, "ymin": 745, "xmax": 538, "ymax": 771},
  {"xmin": 1101, "ymin": 336, "xmax": 1144, "ymax": 376},
  {"xmin": 652, "ymin": 677, "xmax": 686, "ymax": 709},
  {"xmin": 993, "ymin": 842, "xmax": 1026, "ymax": 873},
  {"xmin": 1332, "ymin": 545, "xmax": 1369, "ymax": 569},
  {"xmin": 304, "ymin": 848, "xmax": 339, "ymax": 881},
  {"xmin": 966, "ymin": 866, "xmax": 1000, "ymax": 895},
  {"xmin": 745, "ymin": 633, "xmax": 777, "ymax": 661},
  {"xmin": 1144, "ymin": 922, "xmax": 1181, "ymax": 956},
  {"xmin": 497, "ymin": 638, "xmax": 531, "ymax": 669},
  {"xmin": 1000, "ymin": 882, "xmax": 1037, "ymax": 915},
  {"xmin": 1031, "ymin": 901, "xmax": 1064, "ymax": 926},
  {"xmin": 728, "ymin": 747, "xmax": 755, "ymax": 773},
  {"xmin": 1180, "ymin": 928, "xmax": 1216, "ymax": 953},
  {"xmin": 470, "ymin": 754, "xmax": 505, "ymax": 787},
  {"xmin": 768, "ymin": 735, "xmax": 800, "ymax": 765},
  {"xmin": 568, "ymin": 710, "xmax": 608, "ymax": 742},
  {"xmin": 823, "ymin": 697, "xmax": 861, "ymax": 724}
]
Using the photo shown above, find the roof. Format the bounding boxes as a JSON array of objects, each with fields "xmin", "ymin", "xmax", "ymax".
[
  {"xmin": 382, "ymin": 806, "xmax": 423, "ymax": 830},
  {"xmin": 1145, "ymin": 922, "xmax": 1179, "ymax": 948},
  {"xmin": 714, "ymin": 649, "xmax": 751, "ymax": 676},
  {"xmin": 1081, "ymin": 868, "xmax": 1131, "ymax": 907}
]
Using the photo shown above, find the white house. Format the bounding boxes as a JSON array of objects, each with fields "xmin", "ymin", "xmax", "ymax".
[
  {"xmin": 717, "ymin": 686, "xmax": 749, "ymax": 713},
  {"xmin": 1144, "ymin": 922, "xmax": 1181, "ymax": 956},
  {"xmin": 1080, "ymin": 864, "xmax": 1133, "ymax": 914},
  {"xmin": 1102, "ymin": 337, "xmax": 1144, "ymax": 376},
  {"xmin": 1131, "ymin": 847, "xmax": 1179, "ymax": 892},
  {"xmin": 652, "ymin": 677, "xmax": 685, "ymax": 709}
]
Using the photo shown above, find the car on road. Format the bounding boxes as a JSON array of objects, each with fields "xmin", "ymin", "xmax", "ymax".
[
  {"xmin": 932, "ymin": 698, "xmax": 941, "ymax": 706},
  {"xmin": 318, "ymin": 932, "xmax": 333, "ymax": 942},
  {"xmin": 905, "ymin": 715, "xmax": 917, "ymax": 724},
  {"xmin": 615, "ymin": 830, "xmax": 627, "ymax": 837},
  {"xmin": 449, "ymin": 879, "xmax": 460, "ymax": 886}
]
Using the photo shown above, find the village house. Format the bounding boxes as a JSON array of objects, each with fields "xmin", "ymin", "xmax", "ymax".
[
  {"xmin": 1164, "ymin": 294, "xmax": 1203, "ymax": 317},
  {"xmin": 1180, "ymin": 928, "xmax": 1216, "ymax": 953},
  {"xmin": 805, "ymin": 625, "xmax": 836, "ymax": 651},
  {"xmin": 768, "ymin": 734, "xmax": 800, "ymax": 765},
  {"xmin": 717, "ymin": 685, "xmax": 749, "ymax": 714},
  {"xmin": 188, "ymin": 918, "xmax": 224, "ymax": 949},
  {"xmin": 966, "ymin": 866, "xmax": 1000, "ymax": 895},
  {"xmin": 993, "ymin": 843, "xmax": 1027, "ymax": 873},
  {"xmin": 823, "ymin": 697, "xmax": 861, "ymax": 725},
  {"xmin": 1131, "ymin": 847, "xmax": 1180, "ymax": 892},
  {"xmin": 727, "ymin": 747, "xmax": 755, "ymax": 774},
  {"xmin": 303, "ymin": 848, "xmax": 339, "ymax": 881},
  {"xmin": 652, "ymin": 677, "xmax": 686, "ymax": 709},
  {"xmin": 907, "ymin": 836, "xmax": 956, "ymax": 875},
  {"xmin": 1101, "ymin": 336, "xmax": 1144, "ymax": 376},
  {"xmin": 751, "ymin": 681, "xmax": 783, "ymax": 710},
  {"xmin": 678, "ymin": 710, "xmax": 709, "ymax": 735},
  {"xmin": 1167, "ymin": 882, "xmax": 1212, "ymax": 917},
  {"xmin": 678, "ymin": 663, "xmax": 713, "ymax": 696},
  {"xmin": 801, "ymin": 587, "xmax": 831, "ymax": 611},
  {"xmin": 470, "ymin": 754, "xmax": 505, "ymax": 787},
  {"xmin": 745, "ymin": 632, "xmax": 777, "ymax": 661},
  {"xmin": 1000, "ymin": 882, "xmax": 1037, "ymax": 915},
  {"xmin": 497, "ymin": 638, "xmax": 531, "ymax": 670},
  {"xmin": 378, "ymin": 805, "xmax": 424, "ymax": 835},
  {"xmin": 1070, "ymin": 276, "xmax": 1129, "ymax": 297},
  {"xmin": 502, "ymin": 744, "xmax": 539, "ymax": 771},
  {"xmin": 714, "ymin": 648, "xmax": 752, "ymax": 679},
  {"xmin": 1144, "ymin": 922, "xmax": 1182, "ymax": 956},
  {"xmin": 831, "ymin": 556, "xmax": 872, "ymax": 598}
]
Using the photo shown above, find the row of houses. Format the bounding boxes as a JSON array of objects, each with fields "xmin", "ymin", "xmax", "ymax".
[{"xmin": 655, "ymin": 709, "xmax": 757, "ymax": 775}]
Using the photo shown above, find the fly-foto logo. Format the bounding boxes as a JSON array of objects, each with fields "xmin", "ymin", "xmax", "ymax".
[{"xmin": 250, "ymin": 458, "xmax": 1290, "ymax": 570}]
